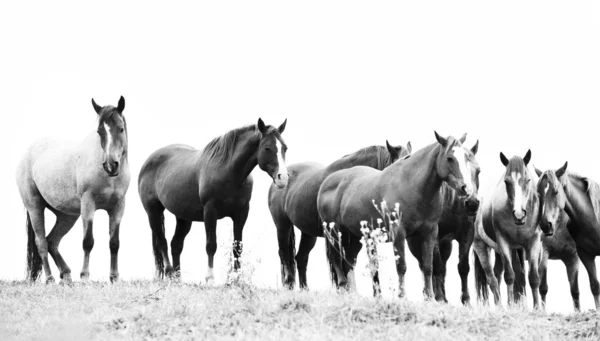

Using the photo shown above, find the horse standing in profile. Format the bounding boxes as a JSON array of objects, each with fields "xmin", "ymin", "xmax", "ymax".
[
  {"xmin": 16, "ymin": 96, "xmax": 131, "ymax": 283},
  {"xmin": 268, "ymin": 141, "xmax": 411, "ymax": 290},
  {"xmin": 533, "ymin": 162, "xmax": 600, "ymax": 311},
  {"xmin": 138, "ymin": 118, "xmax": 289, "ymax": 282},
  {"xmin": 415, "ymin": 139, "xmax": 480, "ymax": 304},
  {"xmin": 473, "ymin": 150, "xmax": 549, "ymax": 309},
  {"xmin": 317, "ymin": 132, "xmax": 478, "ymax": 299}
]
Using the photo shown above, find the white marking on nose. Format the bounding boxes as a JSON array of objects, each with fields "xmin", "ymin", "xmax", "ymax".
[
  {"xmin": 276, "ymin": 139, "xmax": 287, "ymax": 177},
  {"xmin": 544, "ymin": 183, "xmax": 549, "ymax": 195},
  {"xmin": 452, "ymin": 146, "xmax": 473, "ymax": 194},
  {"xmin": 512, "ymin": 171, "xmax": 523, "ymax": 213},
  {"xmin": 104, "ymin": 123, "xmax": 113, "ymax": 152}
]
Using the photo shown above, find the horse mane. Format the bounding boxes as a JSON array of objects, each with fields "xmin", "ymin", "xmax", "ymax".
[
  {"xmin": 200, "ymin": 123, "xmax": 281, "ymax": 165},
  {"xmin": 340, "ymin": 145, "xmax": 395, "ymax": 169},
  {"xmin": 565, "ymin": 171, "xmax": 600, "ymax": 224}
]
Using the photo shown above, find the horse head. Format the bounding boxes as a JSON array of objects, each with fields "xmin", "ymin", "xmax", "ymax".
[
  {"xmin": 434, "ymin": 131, "xmax": 481, "ymax": 215},
  {"xmin": 92, "ymin": 96, "xmax": 127, "ymax": 177},
  {"xmin": 500, "ymin": 149, "xmax": 534, "ymax": 225},
  {"xmin": 535, "ymin": 162, "xmax": 568, "ymax": 236},
  {"xmin": 257, "ymin": 118, "xmax": 289, "ymax": 188}
]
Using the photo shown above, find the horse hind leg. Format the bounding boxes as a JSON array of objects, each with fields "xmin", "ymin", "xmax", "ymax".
[
  {"xmin": 343, "ymin": 233, "xmax": 363, "ymax": 293},
  {"xmin": 577, "ymin": 248, "xmax": 600, "ymax": 310},
  {"xmin": 171, "ymin": 218, "xmax": 193, "ymax": 279},
  {"xmin": 46, "ymin": 212, "xmax": 79, "ymax": 284},
  {"xmin": 296, "ymin": 232, "xmax": 317, "ymax": 290},
  {"xmin": 26, "ymin": 207, "xmax": 54, "ymax": 283},
  {"xmin": 145, "ymin": 204, "xmax": 173, "ymax": 279}
]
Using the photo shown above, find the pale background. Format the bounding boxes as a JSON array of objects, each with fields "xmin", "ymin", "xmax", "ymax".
[{"xmin": 1, "ymin": 1, "xmax": 599, "ymax": 314}]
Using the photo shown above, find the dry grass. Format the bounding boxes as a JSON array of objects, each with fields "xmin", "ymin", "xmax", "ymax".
[{"xmin": 0, "ymin": 280, "xmax": 598, "ymax": 341}]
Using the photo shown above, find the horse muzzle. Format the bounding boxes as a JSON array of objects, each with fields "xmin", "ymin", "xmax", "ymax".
[
  {"xmin": 464, "ymin": 197, "xmax": 480, "ymax": 216},
  {"xmin": 513, "ymin": 210, "xmax": 527, "ymax": 225},
  {"xmin": 540, "ymin": 221, "xmax": 555, "ymax": 236},
  {"xmin": 103, "ymin": 161, "xmax": 120, "ymax": 177},
  {"xmin": 273, "ymin": 172, "xmax": 289, "ymax": 188}
]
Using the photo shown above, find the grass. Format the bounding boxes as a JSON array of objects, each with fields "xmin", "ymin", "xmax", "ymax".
[{"xmin": 0, "ymin": 279, "xmax": 598, "ymax": 341}]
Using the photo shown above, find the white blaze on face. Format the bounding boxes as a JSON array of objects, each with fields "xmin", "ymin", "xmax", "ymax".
[
  {"xmin": 452, "ymin": 146, "xmax": 473, "ymax": 194},
  {"xmin": 276, "ymin": 138, "xmax": 287, "ymax": 177},
  {"xmin": 104, "ymin": 123, "xmax": 113, "ymax": 153},
  {"xmin": 542, "ymin": 182, "xmax": 550, "ymax": 216},
  {"xmin": 512, "ymin": 171, "xmax": 523, "ymax": 213}
]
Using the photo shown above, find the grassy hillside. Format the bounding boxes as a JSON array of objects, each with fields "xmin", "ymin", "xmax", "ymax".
[{"xmin": 0, "ymin": 279, "xmax": 598, "ymax": 341}]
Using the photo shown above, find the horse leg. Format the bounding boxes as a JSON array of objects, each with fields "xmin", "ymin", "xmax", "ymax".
[
  {"xmin": 28, "ymin": 207, "xmax": 54, "ymax": 283},
  {"xmin": 296, "ymin": 233, "xmax": 317, "ymax": 290},
  {"xmin": 107, "ymin": 200, "xmax": 125, "ymax": 283},
  {"xmin": 394, "ymin": 228, "xmax": 408, "ymax": 298},
  {"xmin": 325, "ymin": 225, "xmax": 348, "ymax": 289},
  {"xmin": 80, "ymin": 196, "xmax": 96, "ymax": 280},
  {"xmin": 232, "ymin": 204, "xmax": 249, "ymax": 271},
  {"xmin": 407, "ymin": 236, "xmax": 424, "ymax": 294},
  {"xmin": 420, "ymin": 225, "xmax": 438, "ymax": 301},
  {"xmin": 473, "ymin": 240, "xmax": 501, "ymax": 305},
  {"xmin": 577, "ymin": 248, "xmax": 600, "ymax": 310},
  {"xmin": 171, "ymin": 218, "xmax": 193, "ymax": 279},
  {"xmin": 527, "ymin": 239, "xmax": 543, "ymax": 310},
  {"xmin": 564, "ymin": 254, "xmax": 580, "ymax": 311},
  {"xmin": 539, "ymin": 248, "xmax": 549, "ymax": 307},
  {"xmin": 343, "ymin": 234, "xmax": 363, "ymax": 293},
  {"xmin": 497, "ymin": 236, "xmax": 515, "ymax": 306},
  {"xmin": 435, "ymin": 240, "xmax": 452, "ymax": 303},
  {"xmin": 46, "ymin": 212, "xmax": 78, "ymax": 284},
  {"xmin": 493, "ymin": 251, "xmax": 504, "ymax": 291},
  {"xmin": 274, "ymin": 214, "xmax": 296, "ymax": 289},
  {"xmin": 457, "ymin": 237, "xmax": 472, "ymax": 305},
  {"xmin": 204, "ymin": 202, "xmax": 218, "ymax": 284},
  {"xmin": 146, "ymin": 205, "xmax": 173, "ymax": 279}
]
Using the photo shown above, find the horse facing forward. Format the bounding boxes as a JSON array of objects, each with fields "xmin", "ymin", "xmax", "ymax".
[
  {"xmin": 138, "ymin": 118, "xmax": 289, "ymax": 282},
  {"xmin": 16, "ymin": 96, "xmax": 131, "ymax": 283}
]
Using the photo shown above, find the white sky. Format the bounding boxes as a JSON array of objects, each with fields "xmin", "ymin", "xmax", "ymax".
[{"xmin": 1, "ymin": 1, "xmax": 599, "ymax": 313}]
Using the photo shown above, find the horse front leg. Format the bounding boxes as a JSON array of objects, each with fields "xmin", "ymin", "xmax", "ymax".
[
  {"xmin": 203, "ymin": 202, "xmax": 218, "ymax": 284},
  {"xmin": 232, "ymin": 204, "xmax": 249, "ymax": 271},
  {"xmin": 539, "ymin": 248, "xmax": 549, "ymax": 307},
  {"xmin": 564, "ymin": 254, "xmax": 581, "ymax": 311},
  {"xmin": 457, "ymin": 234, "xmax": 472, "ymax": 305},
  {"xmin": 497, "ymin": 236, "xmax": 515, "ymax": 306},
  {"xmin": 107, "ymin": 199, "xmax": 126, "ymax": 283},
  {"xmin": 420, "ymin": 224, "xmax": 438, "ymax": 301},
  {"xmin": 527, "ymin": 237, "xmax": 543, "ymax": 310},
  {"xmin": 80, "ymin": 196, "xmax": 97, "ymax": 280},
  {"xmin": 473, "ymin": 240, "xmax": 501, "ymax": 305},
  {"xmin": 577, "ymin": 247, "xmax": 600, "ymax": 310}
]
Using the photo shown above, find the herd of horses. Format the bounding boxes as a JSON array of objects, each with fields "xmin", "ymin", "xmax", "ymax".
[{"xmin": 15, "ymin": 96, "xmax": 600, "ymax": 312}]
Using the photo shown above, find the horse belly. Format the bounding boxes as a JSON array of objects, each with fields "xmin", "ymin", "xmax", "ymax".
[{"xmin": 284, "ymin": 176, "xmax": 322, "ymax": 236}]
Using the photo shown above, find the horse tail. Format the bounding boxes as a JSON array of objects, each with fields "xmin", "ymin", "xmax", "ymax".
[
  {"xmin": 151, "ymin": 213, "xmax": 166, "ymax": 279},
  {"xmin": 473, "ymin": 248, "xmax": 489, "ymax": 303},
  {"xmin": 26, "ymin": 210, "xmax": 42, "ymax": 282},
  {"xmin": 280, "ymin": 227, "xmax": 297, "ymax": 288},
  {"xmin": 325, "ymin": 235, "xmax": 339, "ymax": 288},
  {"xmin": 513, "ymin": 248, "xmax": 527, "ymax": 303}
]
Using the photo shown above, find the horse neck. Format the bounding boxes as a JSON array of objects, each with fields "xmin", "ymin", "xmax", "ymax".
[
  {"xmin": 563, "ymin": 174, "xmax": 597, "ymax": 225},
  {"xmin": 326, "ymin": 150, "xmax": 383, "ymax": 173},
  {"xmin": 386, "ymin": 143, "xmax": 443, "ymax": 198},
  {"xmin": 225, "ymin": 130, "xmax": 261, "ymax": 183}
]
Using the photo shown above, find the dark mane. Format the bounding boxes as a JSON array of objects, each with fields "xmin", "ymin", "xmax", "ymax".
[
  {"xmin": 200, "ymin": 123, "xmax": 282, "ymax": 165},
  {"xmin": 341, "ymin": 145, "xmax": 396, "ymax": 169}
]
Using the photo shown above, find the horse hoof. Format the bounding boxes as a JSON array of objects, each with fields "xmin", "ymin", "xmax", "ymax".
[
  {"xmin": 80, "ymin": 271, "xmax": 90, "ymax": 280},
  {"xmin": 46, "ymin": 276, "xmax": 56, "ymax": 284},
  {"xmin": 110, "ymin": 274, "xmax": 119, "ymax": 283},
  {"xmin": 60, "ymin": 273, "xmax": 73, "ymax": 285}
]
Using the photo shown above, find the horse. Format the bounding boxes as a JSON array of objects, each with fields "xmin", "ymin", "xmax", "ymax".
[
  {"xmin": 472, "ymin": 150, "xmax": 550, "ymax": 309},
  {"xmin": 416, "ymin": 139, "xmax": 480, "ymax": 304},
  {"xmin": 267, "ymin": 140, "xmax": 412, "ymax": 290},
  {"xmin": 533, "ymin": 162, "xmax": 600, "ymax": 311},
  {"xmin": 317, "ymin": 132, "xmax": 479, "ymax": 299},
  {"xmin": 16, "ymin": 96, "xmax": 130, "ymax": 284},
  {"xmin": 138, "ymin": 118, "xmax": 289, "ymax": 282}
]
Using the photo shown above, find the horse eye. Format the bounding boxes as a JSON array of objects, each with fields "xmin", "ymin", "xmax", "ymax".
[
  {"xmin": 265, "ymin": 147, "xmax": 272, "ymax": 152},
  {"xmin": 120, "ymin": 128, "xmax": 124, "ymax": 133},
  {"xmin": 447, "ymin": 157, "xmax": 454, "ymax": 162}
]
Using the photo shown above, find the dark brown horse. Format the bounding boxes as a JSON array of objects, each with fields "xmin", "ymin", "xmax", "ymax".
[
  {"xmin": 267, "ymin": 141, "xmax": 411, "ymax": 290},
  {"xmin": 424, "ymin": 140, "xmax": 480, "ymax": 304},
  {"xmin": 317, "ymin": 132, "xmax": 478, "ymax": 300},
  {"xmin": 138, "ymin": 118, "xmax": 289, "ymax": 281},
  {"xmin": 533, "ymin": 162, "xmax": 599, "ymax": 311}
]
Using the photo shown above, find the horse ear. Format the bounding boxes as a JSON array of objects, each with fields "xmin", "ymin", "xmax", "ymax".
[
  {"xmin": 406, "ymin": 141, "xmax": 412, "ymax": 154},
  {"xmin": 386, "ymin": 140, "xmax": 399, "ymax": 159},
  {"xmin": 434, "ymin": 131, "xmax": 447, "ymax": 146},
  {"xmin": 278, "ymin": 119, "xmax": 287, "ymax": 134},
  {"xmin": 257, "ymin": 118, "xmax": 267, "ymax": 134},
  {"xmin": 471, "ymin": 140, "xmax": 479, "ymax": 155},
  {"xmin": 523, "ymin": 149, "xmax": 532, "ymax": 166},
  {"xmin": 555, "ymin": 161, "xmax": 568, "ymax": 178},
  {"xmin": 92, "ymin": 98, "xmax": 102, "ymax": 114},
  {"xmin": 534, "ymin": 165, "xmax": 543, "ymax": 177},
  {"xmin": 459, "ymin": 133, "xmax": 467, "ymax": 144},
  {"xmin": 500, "ymin": 152, "xmax": 509, "ymax": 166},
  {"xmin": 117, "ymin": 96, "xmax": 125, "ymax": 112}
]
